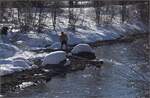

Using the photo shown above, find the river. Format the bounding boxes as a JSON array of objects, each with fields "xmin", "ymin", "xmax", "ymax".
[{"xmin": 1, "ymin": 39, "xmax": 149, "ymax": 98}]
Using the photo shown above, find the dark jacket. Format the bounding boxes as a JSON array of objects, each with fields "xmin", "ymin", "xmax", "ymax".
[{"xmin": 60, "ymin": 33, "xmax": 68, "ymax": 42}]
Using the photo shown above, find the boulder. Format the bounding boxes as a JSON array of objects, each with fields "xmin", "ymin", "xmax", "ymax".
[
  {"xmin": 12, "ymin": 59, "xmax": 32, "ymax": 71},
  {"xmin": 71, "ymin": 44, "xmax": 96, "ymax": 59},
  {"xmin": 42, "ymin": 51, "xmax": 69, "ymax": 66},
  {"xmin": 49, "ymin": 42, "xmax": 61, "ymax": 50},
  {"xmin": 0, "ymin": 43, "xmax": 19, "ymax": 58}
]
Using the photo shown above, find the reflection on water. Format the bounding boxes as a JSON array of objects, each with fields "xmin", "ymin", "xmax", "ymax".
[{"xmin": 1, "ymin": 42, "xmax": 149, "ymax": 98}]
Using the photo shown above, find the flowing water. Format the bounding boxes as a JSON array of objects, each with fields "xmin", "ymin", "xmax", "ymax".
[{"xmin": 1, "ymin": 40, "xmax": 150, "ymax": 98}]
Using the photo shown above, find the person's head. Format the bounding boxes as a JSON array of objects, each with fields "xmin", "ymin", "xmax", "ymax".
[
  {"xmin": 3, "ymin": 27, "xmax": 8, "ymax": 30},
  {"xmin": 2, "ymin": 27, "xmax": 9, "ymax": 32},
  {"xmin": 61, "ymin": 32, "xmax": 64, "ymax": 35},
  {"xmin": 1, "ymin": 26, "xmax": 9, "ymax": 35}
]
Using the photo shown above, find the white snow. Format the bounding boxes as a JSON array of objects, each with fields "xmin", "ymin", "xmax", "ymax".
[
  {"xmin": 12, "ymin": 59, "xmax": 32, "ymax": 70},
  {"xmin": 71, "ymin": 44, "xmax": 94, "ymax": 54},
  {"xmin": 0, "ymin": 59, "xmax": 35, "ymax": 76},
  {"xmin": 19, "ymin": 82, "xmax": 35, "ymax": 89},
  {"xmin": 0, "ymin": 64, "xmax": 14, "ymax": 76},
  {"xmin": 13, "ymin": 57, "xmax": 32, "ymax": 65},
  {"xmin": 42, "ymin": 51, "xmax": 67, "ymax": 65}
]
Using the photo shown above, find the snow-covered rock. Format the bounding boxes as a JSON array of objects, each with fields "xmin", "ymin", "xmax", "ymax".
[
  {"xmin": 49, "ymin": 42, "xmax": 61, "ymax": 50},
  {"xmin": 0, "ymin": 43, "xmax": 19, "ymax": 58},
  {"xmin": 42, "ymin": 51, "xmax": 67, "ymax": 65},
  {"xmin": 12, "ymin": 59, "xmax": 32, "ymax": 71},
  {"xmin": 71, "ymin": 44, "xmax": 96, "ymax": 59},
  {"xmin": 13, "ymin": 57, "xmax": 32, "ymax": 66},
  {"xmin": 0, "ymin": 61, "xmax": 30, "ymax": 76},
  {"xmin": 71, "ymin": 44, "xmax": 94, "ymax": 54},
  {"xmin": 0, "ymin": 59, "xmax": 36, "ymax": 76},
  {"xmin": 0, "ymin": 65, "xmax": 14, "ymax": 76}
]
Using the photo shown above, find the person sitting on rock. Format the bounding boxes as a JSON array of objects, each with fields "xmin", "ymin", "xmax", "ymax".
[
  {"xmin": 59, "ymin": 32, "xmax": 68, "ymax": 50},
  {"xmin": 0, "ymin": 26, "xmax": 9, "ymax": 43}
]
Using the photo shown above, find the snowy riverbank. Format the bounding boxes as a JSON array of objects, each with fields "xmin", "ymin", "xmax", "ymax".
[{"xmin": 0, "ymin": 18, "xmax": 149, "ymax": 76}]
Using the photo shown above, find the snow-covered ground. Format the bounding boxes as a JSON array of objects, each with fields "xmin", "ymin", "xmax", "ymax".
[
  {"xmin": 0, "ymin": 8, "xmax": 148, "ymax": 76},
  {"xmin": 0, "ymin": 58, "xmax": 37, "ymax": 76}
]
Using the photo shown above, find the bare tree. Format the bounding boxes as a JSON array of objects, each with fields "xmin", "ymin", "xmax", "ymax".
[
  {"xmin": 93, "ymin": 1, "xmax": 103, "ymax": 26},
  {"xmin": 68, "ymin": 1, "xmax": 79, "ymax": 32},
  {"xmin": 137, "ymin": 1, "xmax": 149, "ymax": 25},
  {"xmin": 121, "ymin": 1, "xmax": 127, "ymax": 23}
]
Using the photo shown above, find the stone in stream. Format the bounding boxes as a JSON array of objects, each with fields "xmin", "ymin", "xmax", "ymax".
[
  {"xmin": 42, "ymin": 51, "xmax": 70, "ymax": 68},
  {"xmin": 71, "ymin": 44, "xmax": 96, "ymax": 60}
]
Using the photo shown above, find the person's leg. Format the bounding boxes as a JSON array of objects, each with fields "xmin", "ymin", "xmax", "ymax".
[
  {"xmin": 64, "ymin": 41, "xmax": 68, "ymax": 50},
  {"xmin": 65, "ymin": 42, "xmax": 68, "ymax": 50},
  {"xmin": 61, "ymin": 41, "xmax": 65, "ymax": 50},
  {"xmin": 61, "ymin": 42, "xmax": 63, "ymax": 49}
]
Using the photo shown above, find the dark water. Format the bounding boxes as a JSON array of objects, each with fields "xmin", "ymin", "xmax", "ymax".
[{"xmin": 1, "ymin": 42, "xmax": 150, "ymax": 98}]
